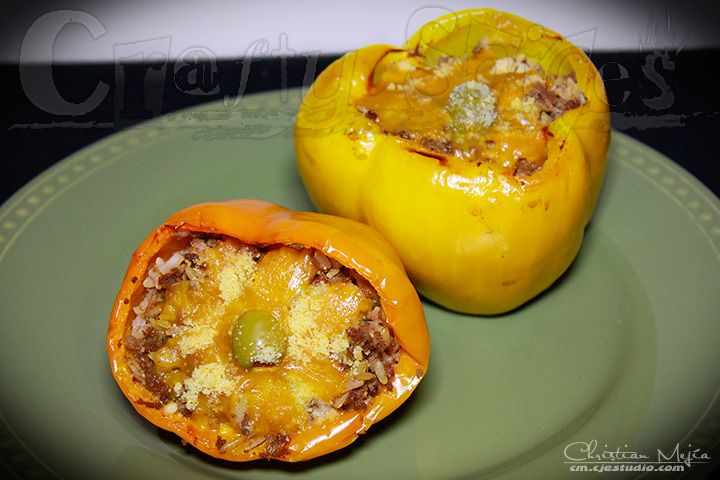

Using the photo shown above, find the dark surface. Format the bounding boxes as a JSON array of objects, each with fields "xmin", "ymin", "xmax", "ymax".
[{"xmin": 3, "ymin": 49, "xmax": 720, "ymax": 203}]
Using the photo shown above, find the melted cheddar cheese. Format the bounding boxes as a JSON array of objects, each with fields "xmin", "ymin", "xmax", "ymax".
[
  {"xmin": 124, "ymin": 235, "xmax": 395, "ymax": 458},
  {"xmin": 355, "ymin": 46, "xmax": 586, "ymax": 175}
]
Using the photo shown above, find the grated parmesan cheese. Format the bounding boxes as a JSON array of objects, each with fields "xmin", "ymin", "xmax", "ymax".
[
  {"xmin": 177, "ymin": 324, "xmax": 215, "ymax": 356},
  {"xmin": 286, "ymin": 284, "xmax": 350, "ymax": 362},
  {"xmin": 218, "ymin": 249, "xmax": 256, "ymax": 302},
  {"xmin": 180, "ymin": 363, "xmax": 235, "ymax": 411},
  {"xmin": 328, "ymin": 336, "xmax": 350, "ymax": 359}
]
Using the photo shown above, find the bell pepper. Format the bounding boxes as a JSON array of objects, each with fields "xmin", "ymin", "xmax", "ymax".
[
  {"xmin": 295, "ymin": 9, "xmax": 610, "ymax": 314},
  {"xmin": 107, "ymin": 200, "xmax": 429, "ymax": 461}
]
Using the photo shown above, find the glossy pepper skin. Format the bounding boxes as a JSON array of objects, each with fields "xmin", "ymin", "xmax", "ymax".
[
  {"xmin": 294, "ymin": 9, "xmax": 610, "ymax": 314},
  {"xmin": 107, "ymin": 200, "xmax": 429, "ymax": 462}
]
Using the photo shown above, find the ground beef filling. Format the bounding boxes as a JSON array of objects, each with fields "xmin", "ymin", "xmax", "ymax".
[
  {"xmin": 355, "ymin": 45, "xmax": 587, "ymax": 177},
  {"xmin": 123, "ymin": 233, "xmax": 399, "ymax": 458}
]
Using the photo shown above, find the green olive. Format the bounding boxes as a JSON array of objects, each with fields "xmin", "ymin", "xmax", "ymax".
[{"xmin": 231, "ymin": 310, "xmax": 287, "ymax": 369}]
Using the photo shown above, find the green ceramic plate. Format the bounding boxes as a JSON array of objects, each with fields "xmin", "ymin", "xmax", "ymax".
[{"xmin": 1, "ymin": 89, "xmax": 719, "ymax": 480}]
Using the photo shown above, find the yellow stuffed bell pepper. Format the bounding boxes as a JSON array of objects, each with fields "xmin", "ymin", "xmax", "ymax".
[{"xmin": 295, "ymin": 9, "xmax": 610, "ymax": 314}]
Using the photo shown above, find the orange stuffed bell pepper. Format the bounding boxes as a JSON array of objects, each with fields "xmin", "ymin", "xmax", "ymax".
[
  {"xmin": 107, "ymin": 200, "xmax": 429, "ymax": 461},
  {"xmin": 295, "ymin": 9, "xmax": 610, "ymax": 314}
]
